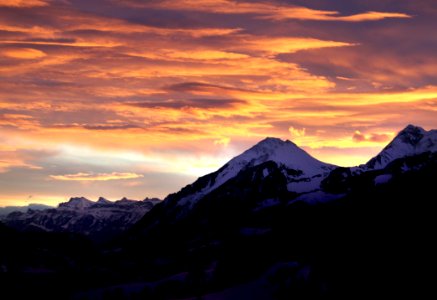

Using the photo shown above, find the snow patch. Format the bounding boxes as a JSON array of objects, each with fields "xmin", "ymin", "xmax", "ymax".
[{"xmin": 374, "ymin": 174, "xmax": 392, "ymax": 185}]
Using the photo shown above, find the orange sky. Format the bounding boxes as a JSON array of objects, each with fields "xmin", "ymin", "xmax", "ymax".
[{"xmin": 1, "ymin": 0, "xmax": 436, "ymax": 206}]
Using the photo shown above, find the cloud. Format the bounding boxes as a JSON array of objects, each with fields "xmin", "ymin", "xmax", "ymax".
[
  {"xmin": 131, "ymin": 0, "xmax": 411, "ymax": 22},
  {"xmin": 166, "ymin": 82, "xmax": 252, "ymax": 93},
  {"xmin": 1, "ymin": 47, "xmax": 46, "ymax": 59},
  {"xmin": 0, "ymin": 113, "xmax": 40, "ymax": 129},
  {"xmin": 236, "ymin": 36, "xmax": 354, "ymax": 55},
  {"xmin": 127, "ymin": 98, "xmax": 245, "ymax": 109},
  {"xmin": 82, "ymin": 124, "xmax": 141, "ymax": 131},
  {"xmin": 0, "ymin": 0, "xmax": 48, "ymax": 7},
  {"xmin": 0, "ymin": 146, "xmax": 54, "ymax": 173},
  {"xmin": 333, "ymin": 11, "xmax": 411, "ymax": 22},
  {"xmin": 352, "ymin": 131, "xmax": 392, "ymax": 143},
  {"xmin": 261, "ymin": 9, "xmax": 411, "ymax": 22},
  {"xmin": 50, "ymin": 172, "xmax": 144, "ymax": 181},
  {"xmin": 0, "ymin": 155, "xmax": 42, "ymax": 173},
  {"xmin": 289, "ymin": 126, "xmax": 306, "ymax": 138}
]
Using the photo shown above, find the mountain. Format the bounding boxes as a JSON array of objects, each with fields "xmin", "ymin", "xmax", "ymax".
[
  {"xmin": 105, "ymin": 124, "xmax": 435, "ymax": 299},
  {"xmin": 3, "ymin": 197, "xmax": 161, "ymax": 240},
  {"xmin": 151, "ymin": 137, "xmax": 335, "ymax": 223},
  {"xmin": 366, "ymin": 124, "xmax": 437, "ymax": 169},
  {"xmin": 0, "ymin": 203, "xmax": 53, "ymax": 217},
  {"xmin": 199, "ymin": 137, "xmax": 334, "ymax": 195},
  {"xmin": 58, "ymin": 196, "xmax": 94, "ymax": 210}
]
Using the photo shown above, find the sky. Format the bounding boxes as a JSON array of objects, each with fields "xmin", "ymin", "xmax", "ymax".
[{"xmin": 1, "ymin": 0, "xmax": 436, "ymax": 206}]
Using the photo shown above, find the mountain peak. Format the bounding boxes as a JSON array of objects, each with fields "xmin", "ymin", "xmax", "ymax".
[
  {"xmin": 59, "ymin": 197, "xmax": 93, "ymax": 210},
  {"xmin": 257, "ymin": 137, "xmax": 290, "ymax": 145},
  {"xmin": 97, "ymin": 197, "xmax": 112, "ymax": 204},
  {"xmin": 366, "ymin": 124, "xmax": 437, "ymax": 169},
  {"xmin": 403, "ymin": 124, "xmax": 425, "ymax": 131},
  {"xmin": 233, "ymin": 137, "xmax": 329, "ymax": 173},
  {"xmin": 397, "ymin": 124, "xmax": 426, "ymax": 145},
  {"xmin": 176, "ymin": 136, "xmax": 335, "ymax": 207}
]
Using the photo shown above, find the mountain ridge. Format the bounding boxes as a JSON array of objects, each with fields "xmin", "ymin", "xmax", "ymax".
[{"xmin": 3, "ymin": 196, "xmax": 161, "ymax": 240}]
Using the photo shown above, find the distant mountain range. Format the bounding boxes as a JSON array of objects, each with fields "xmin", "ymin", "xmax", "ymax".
[
  {"xmin": 1, "ymin": 124, "xmax": 436, "ymax": 299},
  {"xmin": 2, "ymin": 197, "xmax": 160, "ymax": 240}
]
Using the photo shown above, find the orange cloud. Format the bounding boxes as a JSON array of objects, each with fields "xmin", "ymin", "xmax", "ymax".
[
  {"xmin": 334, "ymin": 11, "xmax": 411, "ymax": 22},
  {"xmin": 1, "ymin": 47, "xmax": 46, "ymax": 59},
  {"xmin": 50, "ymin": 172, "xmax": 144, "ymax": 181},
  {"xmin": 0, "ymin": 0, "xmax": 48, "ymax": 7},
  {"xmin": 0, "ymin": 155, "xmax": 42, "ymax": 173},
  {"xmin": 289, "ymin": 126, "xmax": 306, "ymax": 138},
  {"xmin": 0, "ymin": 144, "xmax": 44, "ymax": 173},
  {"xmin": 238, "ymin": 36, "xmax": 354, "ymax": 55},
  {"xmin": 352, "ymin": 131, "xmax": 392, "ymax": 143},
  {"xmin": 0, "ymin": 113, "xmax": 40, "ymax": 130},
  {"xmin": 261, "ymin": 9, "xmax": 411, "ymax": 22}
]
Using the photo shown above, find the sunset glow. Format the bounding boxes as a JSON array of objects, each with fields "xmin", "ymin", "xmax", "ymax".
[{"xmin": 1, "ymin": 0, "xmax": 436, "ymax": 206}]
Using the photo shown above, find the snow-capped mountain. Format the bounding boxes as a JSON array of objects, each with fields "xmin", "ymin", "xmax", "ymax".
[
  {"xmin": 366, "ymin": 124, "xmax": 437, "ymax": 169},
  {"xmin": 177, "ymin": 137, "xmax": 335, "ymax": 207},
  {"xmin": 136, "ymin": 125, "xmax": 437, "ymax": 234},
  {"xmin": 4, "ymin": 197, "xmax": 160, "ymax": 239},
  {"xmin": 121, "ymin": 125, "xmax": 437, "ymax": 299},
  {"xmin": 135, "ymin": 137, "xmax": 338, "ymax": 236}
]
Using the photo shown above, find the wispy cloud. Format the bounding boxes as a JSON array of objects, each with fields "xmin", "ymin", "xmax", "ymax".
[
  {"xmin": 131, "ymin": 0, "xmax": 411, "ymax": 22},
  {"xmin": 50, "ymin": 172, "xmax": 144, "ymax": 181},
  {"xmin": 352, "ymin": 131, "xmax": 392, "ymax": 143}
]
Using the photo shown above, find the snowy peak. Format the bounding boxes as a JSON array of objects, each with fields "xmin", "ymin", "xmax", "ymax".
[
  {"xmin": 176, "ymin": 137, "xmax": 335, "ymax": 207},
  {"xmin": 396, "ymin": 124, "xmax": 426, "ymax": 145},
  {"xmin": 59, "ymin": 197, "xmax": 94, "ymax": 210},
  {"xmin": 366, "ymin": 124, "xmax": 437, "ymax": 169},
  {"xmin": 97, "ymin": 197, "xmax": 112, "ymax": 205},
  {"xmin": 228, "ymin": 137, "xmax": 332, "ymax": 175}
]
